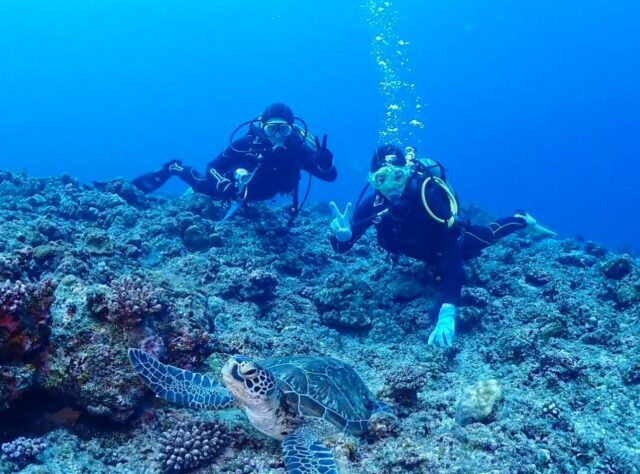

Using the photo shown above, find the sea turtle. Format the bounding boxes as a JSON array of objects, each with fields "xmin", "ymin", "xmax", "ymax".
[{"xmin": 128, "ymin": 349, "xmax": 386, "ymax": 474}]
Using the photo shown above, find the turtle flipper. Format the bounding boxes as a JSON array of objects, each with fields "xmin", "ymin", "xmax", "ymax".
[
  {"xmin": 128, "ymin": 348, "xmax": 234, "ymax": 410},
  {"xmin": 282, "ymin": 427, "xmax": 338, "ymax": 474}
]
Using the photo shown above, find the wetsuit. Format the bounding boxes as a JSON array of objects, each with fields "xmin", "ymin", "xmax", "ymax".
[
  {"xmin": 330, "ymin": 176, "xmax": 526, "ymax": 306},
  {"xmin": 133, "ymin": 130, "xmax": 336, "ymax": 212}
]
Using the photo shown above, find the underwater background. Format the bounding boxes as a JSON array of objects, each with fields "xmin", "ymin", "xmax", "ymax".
[
  {"xmin": 1, "ymin": 2, "xmax": 640, "ymax": 474},
  {"xmin": 0, "ymin": 0, "xmax": 638, "ymax": 251}
]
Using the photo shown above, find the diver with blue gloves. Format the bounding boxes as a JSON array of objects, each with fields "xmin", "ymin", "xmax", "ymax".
[
  {"xmin": 329, "ymin": 144, "xmax": 556, "ymax": 348},
  {"xmin": 132, "ymin": 103, "xmax": 336, "ymax": 222}
]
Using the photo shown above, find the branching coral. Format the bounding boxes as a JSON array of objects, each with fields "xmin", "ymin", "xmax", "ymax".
[
  {"xmin": 0, "ymin": 278, "xmax": 55, "ymax": 360},
  {"xmin": 158, "ymin": 419, "xmax": 228, "ymax": 473},
  {"xmin": 87, "ymin": 276, "xmax": 164, "ymax": 327},
  {"xmin": 1, "ymin": 436, "xmax": 47, "ymax": 468},
  {"xmin": 382, "ymin": 365, "xmax": 427, "ymax": 407}
]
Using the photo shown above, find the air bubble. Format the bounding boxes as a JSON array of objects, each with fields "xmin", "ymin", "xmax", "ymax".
[{"xmin": 365, "ymin": 0, "xmax": 425, "ymax": 146}]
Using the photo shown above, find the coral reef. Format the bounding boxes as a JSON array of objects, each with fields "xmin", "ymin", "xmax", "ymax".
[
  {"xmin": 0, "ymin": 278, "xmax": 56, "ymax": 361},
  {"xmin": 87, "ymin": 275, "xmax": 165, "ymax": 327},
  {"xmin": 455, "ymin": 379, "xmax": 502, "ymax": 426},
  {"xmin": 158, "ymin": 419, "xmax": 228, "ymax": 472},
  {"xmin": 1, "ymin": 436, "xmax": 47, "ymax": 468},
  {"xmin": 367, "ymin": 410, "xmax": 400, "ymax": 440},
  {"xmin": 0, "ymin": 170, "xmax": 638, "ymax": 473},
  {"xmin": 381, "ymin": 364, "xmax": 427, "ymax": 407}
]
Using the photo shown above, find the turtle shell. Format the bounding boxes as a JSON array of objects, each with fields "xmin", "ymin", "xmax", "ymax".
[{"xmin": 261, "ymin": 356, "xmax": 378, "ymax": 435}]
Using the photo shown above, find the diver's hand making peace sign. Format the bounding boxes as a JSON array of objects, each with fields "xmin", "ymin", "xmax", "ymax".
[
  {"xmin": 315, "ymin": 134, "xmax": 334, "ymax": 170},
  {"xmin": 329, "ymin": 201, "xmax": 352, "ymax": 242}
]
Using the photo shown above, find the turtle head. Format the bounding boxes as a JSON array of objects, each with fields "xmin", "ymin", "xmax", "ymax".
[{"xmin": 221, "ymin": 356, "xmax": 278, "ymax": 408}]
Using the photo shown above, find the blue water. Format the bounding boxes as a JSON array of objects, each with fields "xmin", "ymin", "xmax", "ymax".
[{"xmin": 0, "ymin": 1, "xmax": 638, "ymax": 251}]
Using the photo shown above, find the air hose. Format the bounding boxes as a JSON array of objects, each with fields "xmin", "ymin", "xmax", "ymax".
[{"xmin": 421, "ymin": 176, "xmax": 458, "ymax": 228}]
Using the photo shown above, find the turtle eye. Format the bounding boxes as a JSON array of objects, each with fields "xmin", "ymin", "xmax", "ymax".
[{"xmin": 239, "ymin": 363, "xmax": 259, "ymax": 378}]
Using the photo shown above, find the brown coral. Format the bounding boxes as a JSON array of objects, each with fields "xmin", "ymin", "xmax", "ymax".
[
  {"xmin": 0, "ymin": 278, "xmax": 55, "ymax": 361},
  {"xmin": 87, "ymin": 276, "xmax": 164, "ymax": 327}
]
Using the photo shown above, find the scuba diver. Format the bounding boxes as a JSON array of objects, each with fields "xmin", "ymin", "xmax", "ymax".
[
  {"xmin": 329, "ymin": 144, "xmax": 556, "ymax": 348},
  {"xmin": 132, "ymin": 103, "xmax": 336, "ymax": 223}
]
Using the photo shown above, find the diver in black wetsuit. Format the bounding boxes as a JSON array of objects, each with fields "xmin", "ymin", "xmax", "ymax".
[
  {"xmin": 329, "ymin": 145, "xmax": 556, "ymax": 347},
  {"xmin": 132, "ymin": 103, "xmax": 336, "ymax": 222}
]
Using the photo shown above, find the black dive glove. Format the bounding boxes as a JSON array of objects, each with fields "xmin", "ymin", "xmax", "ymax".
[{"xmin": 315, "ymin": 134, "xmax": 333, "ymax": 170}]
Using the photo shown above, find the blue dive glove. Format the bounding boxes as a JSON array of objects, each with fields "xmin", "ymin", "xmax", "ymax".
[
  {"xmin": 428, "ymin": 304, "xmax": 456, "ymax": 347},
  {"xmin": 329, "ymin": 201, "xmax": 353, "ymax": 242}
]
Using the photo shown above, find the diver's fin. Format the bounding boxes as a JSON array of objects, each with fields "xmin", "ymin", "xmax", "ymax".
[
  {"xmin": 222, "ymin": 201, "xmax": 243, "ymax": 221},
  {"xmin": 131, "ymin": 169, "xmax": 171, "ymax": 193}
]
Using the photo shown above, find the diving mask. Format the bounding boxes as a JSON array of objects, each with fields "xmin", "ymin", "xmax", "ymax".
[
  {"xmin": 263, "ymin": 121, "xmax": 293, "ymax": 138},
  {"xmin": 368, "ymin": 164, "xmax": 411, "ymax": 199}
]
